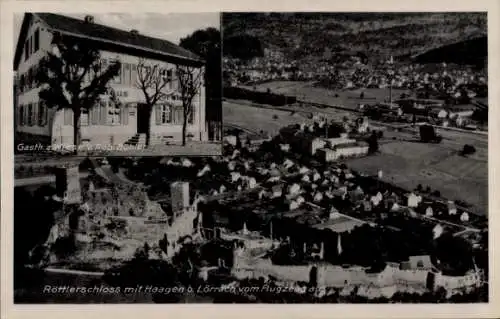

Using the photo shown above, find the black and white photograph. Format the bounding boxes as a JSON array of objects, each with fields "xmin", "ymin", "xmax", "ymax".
[
  {"xmin": 13, "ymin": 12, "xmax": 222, "ymax": 157},
  {"xmin": 9, "ymin": 9, "xmax": 493, "ymax": 308}
]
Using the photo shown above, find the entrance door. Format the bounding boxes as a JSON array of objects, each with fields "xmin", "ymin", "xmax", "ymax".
[{"xmin": 137, "ymin": 103, "xmax": 149, "ymax": 134}]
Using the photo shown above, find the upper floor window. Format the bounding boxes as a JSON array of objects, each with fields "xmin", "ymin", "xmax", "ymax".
[
  {"xmin": 166, "ymin": 69, "xmax": 173, "ymax": 90},
  {"xmin": 34, "ymin": 29, "xmax": 40, "ymax": 52}
]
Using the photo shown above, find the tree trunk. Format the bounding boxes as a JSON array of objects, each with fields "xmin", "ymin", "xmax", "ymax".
[
  {"xmin": 182, "ymin": 116, "xmax": 187, "ymax": 146},
  {"xmin": 145, "ymin": 107, "xmax": 152, "ymax": 148},
  {"xmin": 73, "ymin": 108, "xmax": 81, "ymax": 155}
]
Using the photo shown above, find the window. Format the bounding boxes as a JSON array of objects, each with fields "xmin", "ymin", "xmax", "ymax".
[
  {"xmin": 107, "ymin": 101, "xmax": 121, "ymax": 125},
  {"xmin": 160, "ymin": 104, "xmax": 172, "ymax": 124},
  {"xmin": 34, "ymin": 29, "xmax": 40, "ymax": 52}
]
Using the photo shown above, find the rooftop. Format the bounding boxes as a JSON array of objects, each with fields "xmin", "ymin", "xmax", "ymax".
[
  {"xmin": 14, "ymin": 13, "xmax": 203, "ymax": 70},
  {"xmin": 312, "ymin": 215, "xmax": 366, "ymax": 233}
]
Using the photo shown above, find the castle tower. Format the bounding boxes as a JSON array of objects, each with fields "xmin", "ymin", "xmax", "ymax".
[
  {"xmin": 242, "ymin": 222, "xmax": 249, "ymax": 235},
  {"xmin": 170, "ymin": 181, "xmax": 190, "ymax": 214},
  {"xmin": 55, "ymin": 165, "xmax": 82, "ymax": 204},
  {"xmin": 319, "ymin": 242, "xmax": 324, "ymax": 260}
]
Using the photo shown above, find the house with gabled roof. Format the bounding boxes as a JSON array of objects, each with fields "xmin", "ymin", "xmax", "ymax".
[{"xmin": 14, "ymin": 13, "xmax": 209, "ymax": 149}]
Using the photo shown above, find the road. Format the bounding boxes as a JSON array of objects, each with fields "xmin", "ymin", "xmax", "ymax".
[{"xmin": 15, "ymin": 171, "xmax": 90, "ymax": 187}]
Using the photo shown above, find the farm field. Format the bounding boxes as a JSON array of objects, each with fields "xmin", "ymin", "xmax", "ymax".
[
  {"xmin": 224, "ymin": 101, "xmax": 317, "ymax": 136},
  {"xmin": 240, "ymin": 81, "xmax": 410, "ymax": 109},
  {"xmin": 345, "ymin": 140, "xmax": 488, "ymax": 216}
]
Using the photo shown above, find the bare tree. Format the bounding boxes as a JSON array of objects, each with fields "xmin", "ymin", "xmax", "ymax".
[
  {"xmin": 177, "ymin": 65, "xmax": 204, "ymax": 146},
  {"xmin": 37, "ymin": 34, "xmax": 121, "ymax": 153},
  {"xmin": 135, "ymin": 58, "xmax": 175, "ymax": 146}
]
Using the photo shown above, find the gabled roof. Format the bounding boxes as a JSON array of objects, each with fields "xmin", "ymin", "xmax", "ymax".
[{"xmin": 14, "ymin": 13, "xmax": 203, "ymax": 70}]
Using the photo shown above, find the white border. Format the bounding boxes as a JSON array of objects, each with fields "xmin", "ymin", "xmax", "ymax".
[{"xmin": 2, "ymin": 1, "xmax": 499, "ymax": 318}]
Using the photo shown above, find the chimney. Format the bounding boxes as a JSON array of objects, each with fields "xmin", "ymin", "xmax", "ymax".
[
  {"xmin": 84, "ymin": 15, "xmax": 94, "ymax": 23},
  {"xmin": 130, "ymin": 29, "xmax": 139, "ymax": 35}
]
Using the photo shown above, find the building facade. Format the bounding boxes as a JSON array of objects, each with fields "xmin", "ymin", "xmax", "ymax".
[{"xmin": 14, "ymin": 13, "xmax": 209, "ymax": 149}]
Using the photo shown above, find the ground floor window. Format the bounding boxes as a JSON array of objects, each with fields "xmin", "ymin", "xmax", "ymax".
[
  {"xmin": 19, "ymin": 105, "xmax": 25, "ymax": 126},
  {"xmin": 157, "ymin": 104, "xmax": 172, "ymax": 124},
  {"xmin": 27, "ymin": 103, "xmax": 34, "ymax": 126},
  {"xmin": 107, "ymin": 102, "xmax": 122, "ymax": 125},
  {"xmin": 59, "ymin": 101, "xmax": 129, "ymax": 126},
  {"xmin": 155, "ymin": 103, "xmax": 196, "ymax": 125},
  {"xmin": 188, "ymin": 104, "xmax": 195, "ymax": 124}
]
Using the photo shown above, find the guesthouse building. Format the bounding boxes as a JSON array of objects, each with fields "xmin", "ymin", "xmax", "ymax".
[{"xmin": 14, "ymin": 13, "xmax": 209, "ymax": 150}]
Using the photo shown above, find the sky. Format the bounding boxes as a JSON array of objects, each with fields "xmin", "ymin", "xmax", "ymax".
[{"xmin": 14, "ymin": 12, "xmax": 220, "ymax": 45}]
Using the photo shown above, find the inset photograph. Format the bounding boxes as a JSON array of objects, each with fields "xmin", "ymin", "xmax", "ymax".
[{"xmin": 14, "ymin": 12, "xmax": 222, "ymax": 157}]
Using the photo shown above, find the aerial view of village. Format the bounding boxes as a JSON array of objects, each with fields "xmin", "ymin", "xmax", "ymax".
[{"xmin": 14, "ymin": 12, "xmax": 488, "ymax": 304}]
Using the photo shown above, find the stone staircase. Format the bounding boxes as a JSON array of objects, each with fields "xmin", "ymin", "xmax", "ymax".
[
  {"xmin": 124, "ymin": 133, "xmax": 146, "ymax": 148},
  {"xmin": 124, "ymin": 133, "xmax": 179, "ymax": 147}
]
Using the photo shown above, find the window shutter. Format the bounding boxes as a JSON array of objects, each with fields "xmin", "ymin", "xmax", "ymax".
[
  {"xmin": 34, "ymin": 29, "xmax": 40, "ymax": 52},
  {"xmin": 155, "ymin": 104, "xmax": 162, "ymax": 125},
  {"xmin": 27, "ymin": 104, "xmax": 32, "ymax": 126},
  {"xmin": 64, "ymin": 108, "xmax": 72, "ymax": 125},
  {"xmin": 23, "ymin": 105, "xmax": 28, "ymax": 125},
  {"xmin": 179, "ymin": 106, "xmax": 184, "ymax": 124},
  {"xmin": 19, "ymin": 106, "xmax": 23, "ymax": 126},
  {"xmin": 88, "ymin": 104, "xmax": 93, "ymax": 125},
  {"xmin": 122, "ymin": 104, "xmax": 129, "ymax": 125},
  {"xmin": 44, "ymin": 103, "xmax": 48, "ymax": 126},
  {"xmin": 33, "ymin": 102, "xmax": 38, "ymax": 126},
  {"xmin": 131, "ymin": 64, "xmax": 137, "ymax": 85},
  {"xmin": 90, "ymin": 104, "xmax": 97, "ymax": 125},
  {"xmin": 100, "ymin": 101, "xmax": 107, "ymax": 125},
  {"xmin": 189, "ymin": 104, "xmax": 195, "ymax": 124},
  {"xmin": 166, "ymin": 104, "xmax": 172, "ymax": 123}
]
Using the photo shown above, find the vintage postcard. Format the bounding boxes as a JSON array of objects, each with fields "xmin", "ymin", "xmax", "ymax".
[{"xmin": 1, "ymin": 0, "xmax": 499, "ymax": 319}]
